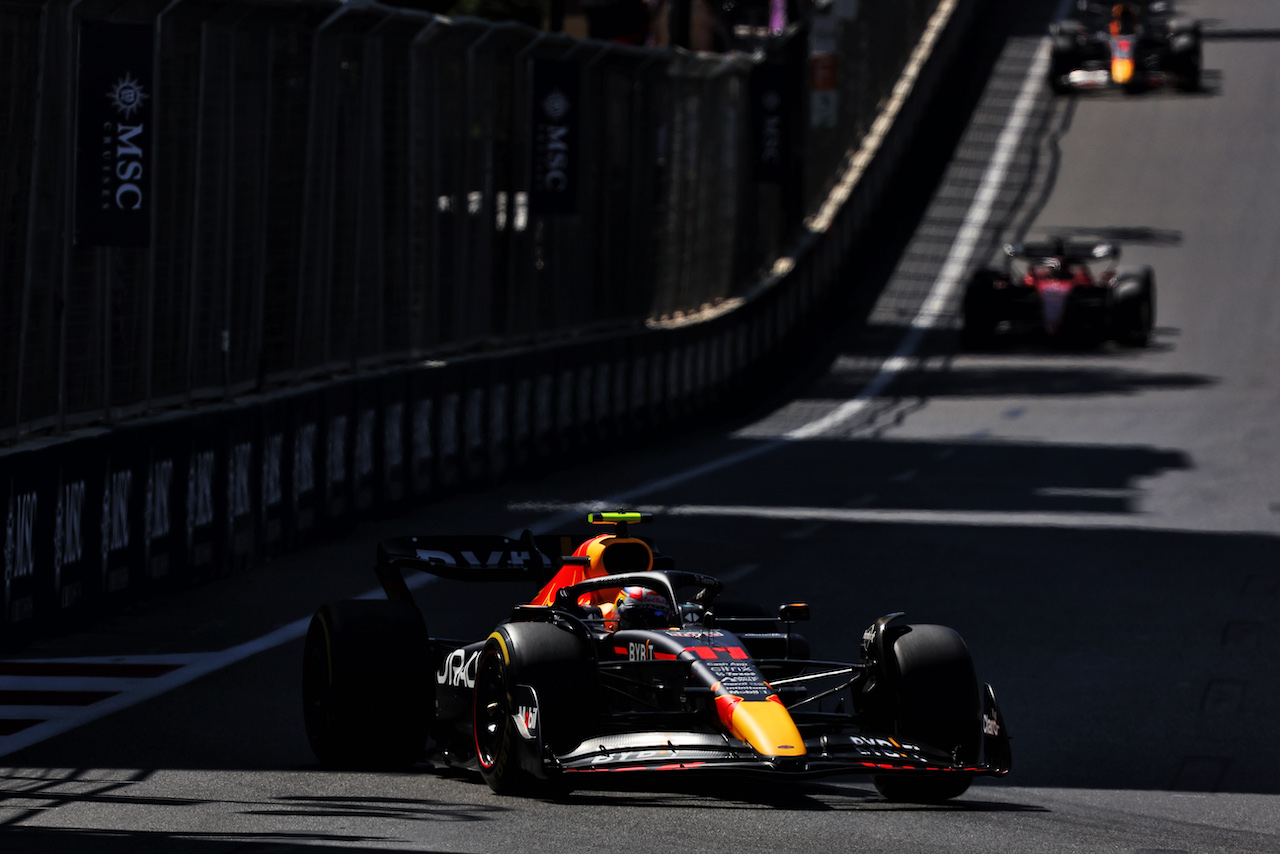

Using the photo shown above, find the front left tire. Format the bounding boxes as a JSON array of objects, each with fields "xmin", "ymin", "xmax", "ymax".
[{"xmin": 473, "ymin": 621, "xmax": 597, "ymax": 796}]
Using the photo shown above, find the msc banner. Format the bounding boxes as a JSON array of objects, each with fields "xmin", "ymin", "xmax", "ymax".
[
  {"xmin": 75, "ymin": 19, "xmax": 154, "ymax": 248},
  {"xmin": 530, "ymin": 59, "xmax": 580, "ymax": 216},
  {"xmin": 750, "ymin": 63, "xmax": 792, "ymax": 183}
]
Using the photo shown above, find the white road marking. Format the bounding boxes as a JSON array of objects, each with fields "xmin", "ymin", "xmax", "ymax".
[
  {"xmin": 783, "ymin": 39, "xmax": 1054, "ymax": 441},
  {"xmin": 511, "ymin": 501, "xmax": 1228, "ymax": 534},
  {"xmin": 666, "ymin": 504, "xmax": 1150, "ymax": 529},
  {"xmin": 0, "ymin": 572, "xmax": 437, "ymax": 759}
]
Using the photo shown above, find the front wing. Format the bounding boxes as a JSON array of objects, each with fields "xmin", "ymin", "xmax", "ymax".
[
  {"xmin": 556, "ymin": 686, "xmax": 1011, "ymax": 779},
  {"xmin": 556, "ymin": 730, "xmax": 1007, "ymax": 778}
]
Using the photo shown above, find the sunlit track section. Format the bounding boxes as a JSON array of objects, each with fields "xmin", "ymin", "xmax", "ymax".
[
  {"xmin": 785, "ymin": 38, "xmax": 1056, "ymax": 442},
  {"xmin": 504, "ymin": 16, "xmax": 1069, "ymax": 540},
  {"xmin": 507, "ymin": 501, "xmax": 1251, "ymax": 534}
]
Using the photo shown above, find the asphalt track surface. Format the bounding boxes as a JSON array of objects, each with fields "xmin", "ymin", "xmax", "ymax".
[{"xmin": 4, "ymin": 0, "xmax": 1280, "ymax": 851}]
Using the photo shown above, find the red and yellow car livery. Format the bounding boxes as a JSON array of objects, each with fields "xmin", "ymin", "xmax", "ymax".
[{"xmin": 303, "ymin": 512, "xmax": 1011, "ymax": 802}]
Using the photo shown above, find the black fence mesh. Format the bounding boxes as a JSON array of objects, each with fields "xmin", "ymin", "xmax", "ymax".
[{"xmin": 1, "ymin": 0, "xmax": 945, "ymax": 439}]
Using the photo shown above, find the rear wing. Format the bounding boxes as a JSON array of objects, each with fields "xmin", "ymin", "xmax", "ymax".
[
  {"xmin": 375, "ymin": 531, "xmax": 576, "ymax": 602},
  {"xmin": 1005, "ymin": 240, "xmax": 1119, "ymax": 263}
]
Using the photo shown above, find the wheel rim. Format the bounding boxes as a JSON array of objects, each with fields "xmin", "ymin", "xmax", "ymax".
[{"xmin": 473, "ymin": 649, "xmax": 508, "ymax": 769}]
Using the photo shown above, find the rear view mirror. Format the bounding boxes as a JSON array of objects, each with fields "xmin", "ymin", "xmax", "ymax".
[{"xmin": 778, "ymin": 602, "xmax": 810, "ymax": 623}]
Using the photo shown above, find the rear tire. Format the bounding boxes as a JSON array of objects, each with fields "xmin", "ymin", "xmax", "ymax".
[
  {"xmin": 961, "ymin": 270, "xmax": 1002, "ymax": 349},
  {"xmin": 1048, "ymin": 21, "xmax": 1081, "ymax": 94},
  {"xmin": 1170, "ymin": 32, "xmax": 1202, "ymax": 92},
  {"xmin": 302, "ymin": 599, "xmax": 435, "ymax": 769},
  {"xmin": 473, "ymin": 621, "xmax": 597, "ymax": 796},
  {"xmin": 872, "ymin": 624, "xmax": 981, "ymax": 803},
  {"xmin": 1112, "ymin": 267, "xmax": 1155, "ymax": 347}
]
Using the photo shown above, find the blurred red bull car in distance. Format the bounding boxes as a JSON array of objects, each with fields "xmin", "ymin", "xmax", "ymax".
[{"xmin": 1048, "ymin": 0, "xmax": 1202, "ymax": 94}]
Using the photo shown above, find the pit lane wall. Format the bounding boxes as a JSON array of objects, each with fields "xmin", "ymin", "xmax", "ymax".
[{"xmin": 0, "ymin": 0, "xmax": 981, "ymax": 649}]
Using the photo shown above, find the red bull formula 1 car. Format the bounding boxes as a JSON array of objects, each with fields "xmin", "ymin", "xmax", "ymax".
[
  {"xmin": 1048, "ymin": 0, "xmax": 1202, "ymax": 94},
  {"xmin": 961, "ymin": 238, "xmax": 1155, "ymax": 347},
  {"xmin": 301, "ymin": 512, "xmax": 1011, "ymax": 802}
]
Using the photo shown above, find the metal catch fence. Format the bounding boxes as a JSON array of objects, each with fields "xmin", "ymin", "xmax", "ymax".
[{"xmin": 0, "ymin": 0, "xmax": 939, "ymax": 440}]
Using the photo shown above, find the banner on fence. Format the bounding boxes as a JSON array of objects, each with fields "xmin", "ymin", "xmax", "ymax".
[
  {"xmin": 530, "ymin": 59, "xmax": 580, "ymax": 216},
  {"xmin": 75, "ymin": 19, "xmax": 155, "ymax": 247},
  {"xmin": 750, "ymin": 63, "xmax": 792, "ymax": 183}
]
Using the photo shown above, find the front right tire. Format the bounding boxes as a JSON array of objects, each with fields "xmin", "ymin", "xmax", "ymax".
[
  {"xmin": 1112, "ymin": 267, "xmax": 1155, "ymax": 347},
  {"xmin": 872, "ymin": 624, "xmax": 981, "ymax": 803}
]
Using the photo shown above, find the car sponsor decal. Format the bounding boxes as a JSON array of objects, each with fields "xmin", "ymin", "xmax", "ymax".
[
  {"xmin": 437, "ymin": 647, "xmax": 480, "ymax": 688},
  {"xmin": 568, "ymin": 761, "xmax": 709, "ymax": 773},
  {"xmin": 612, "ymin": 642, "xmax": 677, "ymax": 661},
  {"xmin": 511, "ymin": 685, "xmax": 540, "ymax": 742},
  {"xmin": 414, "ymin": 548, "xmax": 550, "ymax": 570},
  {"xmin": 514, "ymin": 706, "xmax": 538, "ymax": 740},
  {"xmin": 681, "ymin": 644, "xmax": 750, "ymax": 661},
  {"xmin": 704, "ymin": 660, "xmax": 771, "ymax": 700}
]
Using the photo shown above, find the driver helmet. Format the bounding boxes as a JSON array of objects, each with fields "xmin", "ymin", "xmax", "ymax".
[
  {"xmin": 614, "ymin": 586, "xmax": 670, "ymax": 630},
  {"xmin": 1110, "ymin": 3, "xmax": 1137, "ymax": 35},
  {"xmin": 1036, "ymin": 257, "xmax": 1063, "ymax": 277}
]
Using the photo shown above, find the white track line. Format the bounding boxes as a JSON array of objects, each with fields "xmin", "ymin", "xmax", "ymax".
[
  {"xmin": 785, "ymin": 39, "xmax": 1053, "ymax": 441},
  {"xmin": 515, "ymin": 32, "xmax": 1056, "ymax": 534},
  {"xmin": 0, "ymin": 13, "xmax": 1055, "ymax": 760},
  {"xmin": 0, "ymin": 574, "xmax": 436, "ymax": 758}
]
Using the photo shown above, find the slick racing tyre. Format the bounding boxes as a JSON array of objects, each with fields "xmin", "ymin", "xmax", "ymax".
[
  {"xmin": 1169, "ymin": 31, "xmax": 1202, "ymax": 91},
  {"xmin": 872, "ymin": 624, "xmax": 981, "ymax": 803},
  {"xmin": 473, "ymin": 621, "xmax": 597, "ymax": 796},
  {"xmin": 1047, "ymin": 20, "xmax": 1081, "ymax": 94},
  {"xmin": 302, "ymin": 599, "xmax": 435, "ymax": 769},
  {"xmin": 960, "ymin": 270, "xmax": 1002, "ymax": 348},
  {"xmin": 1112, "ymin": 267, "xmax": 1155, "ymax": 347}
]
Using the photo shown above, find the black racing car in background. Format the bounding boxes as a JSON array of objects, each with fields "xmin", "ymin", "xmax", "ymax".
[
  {"xmin": 1049, "ymin": 0, "xmax": 1202, "ymax": 93},
  {"xmin": 301, "ymin": 513, "xmax": 1011, "ymax": 801},
  {"xmin": 962, "ymin": 238, "xmax": 1155, "ymax": 347}
]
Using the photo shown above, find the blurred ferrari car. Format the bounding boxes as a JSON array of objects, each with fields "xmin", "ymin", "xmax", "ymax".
[
  {"xmin": 961, "ymin": 238, "xmax": 1155, "ymax": 347},
  {"xmin": 301, "ymin": 512, "xmax": 1011, "ymax": 802},
  {"xmin": 1049, "ymin": 0, "xmax": 1202, "ymax": 93}
]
